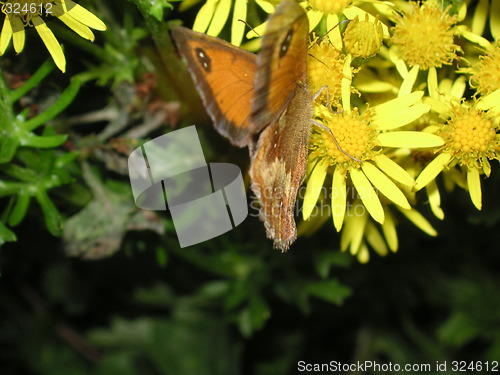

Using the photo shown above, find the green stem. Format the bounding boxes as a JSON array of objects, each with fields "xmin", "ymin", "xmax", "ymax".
[
  {"xmin": 22, "ymin": 78, "xmax": 81, "ymax": 132},
  {"xmin": 0, "ymin": 67, "xmax": 15, "ymax": 131},
  {"xmin": 11, "ymin": 59, "xmax": 54, "ymax": 103}
]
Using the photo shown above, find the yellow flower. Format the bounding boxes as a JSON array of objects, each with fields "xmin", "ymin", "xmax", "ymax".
[
  {"xmin": 391, "ymin": 1, "xmax": 462, "ymax": 71},
  {"xmin": 300, "ymin": 55, "xmax": 442, "ymax": 260},
  {"xmin": 460, "ymin": 43, "xmax": 500, "ymax": 97},
  {"xmin": 343, "ymin": 14, "xmax": 384, "ymax": 59},
  {"xmin": 0, "ymin": 0, "xmax": 106, "ymax": 72},
  {"xmin": 415, "ymin": 86, "xmax": 500, "ymax": 211},
  {"xmin": 190, "ymin": 0, "xmax": 274, "ymax": 47},
  {"xmin": 388, "ymin": 0, "xmax": 465, "ymax": 98}
]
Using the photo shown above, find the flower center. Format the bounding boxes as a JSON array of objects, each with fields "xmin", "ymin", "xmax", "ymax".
[
  {"xmin": 439, "ymin": 107, "xmax": 499, "ymax": 167},
  {"xmin": 343, "ymin": 15, "xmax": 383, "ymax": 59},
  {"xmin": 310, "ymin": 107, "xmax": 377, "ymax": 165},
  {"xmin": 308, "ymin": 0, "xmax": 352, "ymax": 14},
  {"xmin": 391, "ymin": 2, "xmax": 460, "ymax": 70}
]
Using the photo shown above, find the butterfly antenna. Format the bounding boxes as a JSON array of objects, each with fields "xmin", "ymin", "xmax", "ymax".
[
  {"xmin": 308, "ymin": 19, "xmax": 352, "ymax": 50},
  {"xmin": 238, "ymin": 19, "xmax": 261, "ymax": 38},
  {"xmin": 312, "ymin": 120, "xmax": 363, "ymax": 163}
]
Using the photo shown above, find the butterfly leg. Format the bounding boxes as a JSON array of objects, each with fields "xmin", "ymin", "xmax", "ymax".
[
  {"xmin": 311, "ymin": 119, "xmax": 362, "ymax": 163},
  {"xmin": 312, "ymin": 85, "xmax": 329, "ymax": 105}
]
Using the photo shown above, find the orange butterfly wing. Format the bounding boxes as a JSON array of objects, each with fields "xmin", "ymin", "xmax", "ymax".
[
  {"xmin": 249, "ymin": 1, "xmax": 312, "ymax": 251},
  {"xmin": 251, "ymin": 1, "xmax": 309, "ymax": 132},
  {"xmin": 171, "ymin": 26, "xmax": 257, "ymax": 147}
]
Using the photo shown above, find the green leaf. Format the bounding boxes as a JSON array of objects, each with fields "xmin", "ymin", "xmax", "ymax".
[
  {"xmin": 0, "ymin": 180, "xmax": 23, "ymax": 197},
  {"xmin": 21, "ymin": 134, "xmax": 68, "ymax": 148},
  {"xmin": 438, "ymin": 312, "xmax": 481, "ymax": 346},
  {"xmin": 314, "ymin": 251, "xmax": 352, "ymax": 278},
  {"xmin": 0, "ymin": 221, "xmax": 17, "ymax": 246},
  {"xmin": 150, "ymin": 0, "xmax": 173, "ymax": 21},
  {"xmin": 35, "ymin": 190, "xmax": 63, "ymax": 236},
  {"xmin": 0, "ymin": 137, "xmax": 19, "ymax": 164},
  {"xmin": 0, "ymin": 164, "xmax": 38, "ymax": 182},
  {"xmin": 22, "ymin": 79, "xmax": 81, "ymax": 132},
  {"xmin": 8, "ymin": 189, "xmax": 31, "ymax": 226},
  {"xmin": 11, "ymin": 59, "xmax": 54, "ymax": 102},
  {"xmin": 306, "ymin": 279, "xmax": 352, "ymax": 305}
]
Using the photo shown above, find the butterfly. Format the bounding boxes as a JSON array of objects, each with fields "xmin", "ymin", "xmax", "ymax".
[{"xmin": 171, "ymin": 1, "xmax": 312, "ymax": 251}]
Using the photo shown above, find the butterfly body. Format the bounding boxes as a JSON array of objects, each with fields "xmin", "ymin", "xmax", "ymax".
[{"xmin": 172, "ymin": 1, "xmax": 311, "ymax": 251}]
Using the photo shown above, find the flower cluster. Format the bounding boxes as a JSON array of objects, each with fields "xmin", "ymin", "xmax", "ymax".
[
  {"xmin": 0, "ymin": 0, "xmax": 106, "ymax": 72},
  {"xmin": 187, "ymin": 0, "xmax": 500, "ymax": 262}
]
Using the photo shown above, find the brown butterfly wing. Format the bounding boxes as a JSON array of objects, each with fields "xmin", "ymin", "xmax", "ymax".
[
  {"xmin": 250, "ymin": 86, "xmax": 312, "ymax": 251},
  {"xmin": 249, "ymin": 1, "xmax": 312, "ymax": 251},
  {"xmin": 171, "ymin": 25, "xmax": 257, "ymax": 147},
  {"xmin": 251, "ymin": 1, "xmax": 309, "ymax": 132}
]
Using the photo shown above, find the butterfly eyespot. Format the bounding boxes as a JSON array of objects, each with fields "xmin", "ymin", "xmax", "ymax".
[
  {"xmin": 279, "ymin": 30, "xmax": 293, "ymax": 58},
  {"xmin": 195, "ymin": 47, "xmax": 211, "ymax": 72}
]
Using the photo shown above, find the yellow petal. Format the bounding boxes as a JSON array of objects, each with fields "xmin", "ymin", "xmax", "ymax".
[
  {"xmin": 414, "ymin": 153, "xmax": 452, "ymax": 190},
  {"xmin": 382, "ymin": 207, "xmax": 398, "ymax": 252},
  {"xmin": 376, "ymin": 103, "xmax": 430, "ymax": 130},
  {"xmin": 341, "ymin": 54, "xmax": 352, "ymax": 112},
  {"xmin": 332, "ymin": 166, "xmax": 347, "ymax": 232},
  {"xmin": 303, "ymin": 162, "xmax": 328, "ymax": 220},
  {"xmin": 193, "ymin": 0, "xmax": 217, "ymax": 33},
  {"xmin": 207, "ymin": 0, "xmax": 232, "ymax": 36},
  {"xmin": 477, "ymin": 89, "xmax": 500, "ymax": 112},
  {"xmin": 467, "ymin": 168, "xmax": 482, "ymax": 210},
  {"xmin": 58, "ymin": 14, "xmax": 95, "ymax": 41},
  {"xmin": 373, "ymin": 154, "xmax": 414, "ymax": 186},
  {"xmin": 362, "ymin": 162, "xmax": 410, "ymax": 209},
  {"xmin": 426, "ymin": 180, "xmax": 444, "ymax": 220},
  {"xmin": 326, "ymin": 13, "xmax": 342, "ymax": 50},
  {"xmin": 450, "ymin": 76, "xmax": 467, "ymax": 100},
  {"xmin": 428, "ymin": 67, "xmax": 438, "ymax": 99},
  {"xmin": 350, "ymin": 168, "xmax": 384, "ymax": 224},
  {"xmin": 398, "ymin": 207, "xmax": 437, "ymax": 236},
  {"xmin": 246, "ymin": 21, "xmax": 267, "ymax": 39},
  {"xmin": 32, "ymin": 17, "xmax": 66, "ymax": 73},
  {"xmin": 471, "ymin": 0, "xmax": 488, "ymax": 36},
  {"xmin": 491, "ymin": 0, "xmax": 500, "ymax": 41},
  {"xmin": 231, "ymin": 0, "xmax": 247, "ymax": 46},
  {"xmin": 399, "ymin": 64, "xmax": 419, "ymax": 97},
  {"xmin": 65, "ymin": 0, "xmax": 107, "ymax": 30},
  {"xmin": 306, "ymin": 9, "xmax": 323, "ymax": 31},
  {"xmin": 365, "ymin": 222, "xmax": 388, "ymax": 256},
  {"xmin": 0, "ymin": 16, "xmax": 13, "ymax": 55},
  {"xmin": 378, "ymin": 131, "xmax": 444, "ymax": 148},
  {"xmin": 459, "ymin": 27, "xmax": 492, "ymax": 49},
  {"xmin": 357, "ymin": 243, "xmax": 370, "ymax": 263},
  {"xmin": 340, "ymin": 205, "xmax": 367, "ymax": 253},
  {"xmin": 255, "ymin": 0, "xmax": 274, "ymax": 14},
  {"xmin": 373, "ymin": 91, "xmax": 425, "ymax": 128}
]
